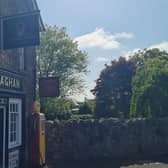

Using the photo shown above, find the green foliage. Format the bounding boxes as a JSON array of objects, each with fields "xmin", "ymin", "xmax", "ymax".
[
  {"xmin": 78, "ymin": 99, "xmax": 95, "ymax": 115},
  {"xmin": 130, "ymin": 57, "xmax": 168, "ymax": 118},
  {"xmin": 37, "ymin": 25, "xmax": 88, "ymax": 96},
  {"xmin": 71, "ymin": 114, "xmax": 93, "ymax": 120},
  {"xmin": 37, "ymin": 26, "xmax": 88, "ymax": 120},
  {"xmin": 42, "ymin": 98, "xmax": 74, "ymax": 120},
  {"xmin": 130, "ymin": 48, "xmax": 168, "ymax": 67},
  {"xmin": 92, "ymin": 48, "xmax": 168, "ymax": 119},
  {"xmin": 92, "ymin": 57, "xmax": 135, "ymax": 118},
  {"xmin": 37, "ymin": 28, "xmax": 168, "ymax": 120},
  {"xmin": 42, "ymin": 97, "xmax": 95, "ymax": 120}
]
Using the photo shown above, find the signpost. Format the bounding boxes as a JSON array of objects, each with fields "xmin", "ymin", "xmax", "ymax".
[{"xmin": 0, "ymin": 11, "xmax": 40, "ymax": 50}]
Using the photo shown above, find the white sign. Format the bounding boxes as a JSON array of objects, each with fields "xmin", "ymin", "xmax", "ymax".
[{"xmin": 8, "ymin": 150, "xmax": 19, "ymax": 168}]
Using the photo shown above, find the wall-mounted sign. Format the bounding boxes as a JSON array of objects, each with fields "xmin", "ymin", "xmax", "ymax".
[
  {"xmin": 39, "ymin": 77, "xmax": 60, "ymax": 97},
  {"xmin": 8, "ymin": 150, "xmax": 19, "ymax": 168},
  {"xmin": 0, "ymin": 11, "xmax": 40, "ymax": 50},
  {"xmin": 0, "ymin": 71, "xmax": 22, "ymax": 92}
]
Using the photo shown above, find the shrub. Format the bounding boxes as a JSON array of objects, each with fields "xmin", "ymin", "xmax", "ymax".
[{"xmin": 71, "ymin": 114, "xmax": 93, "ymax": 120}]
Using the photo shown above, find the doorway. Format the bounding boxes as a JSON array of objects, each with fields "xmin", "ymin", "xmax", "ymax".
[{"xmin": 0, "ymin": 106, "xmax": 6, "ymax": 168}]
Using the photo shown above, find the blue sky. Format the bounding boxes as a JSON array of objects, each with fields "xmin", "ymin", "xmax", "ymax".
[{"xmin": 37, "ymin": 0, "xmax": 168, "ymax": 100}]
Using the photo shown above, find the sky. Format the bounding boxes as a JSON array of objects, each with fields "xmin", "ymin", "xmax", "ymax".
[{"xmin": 37, "ymin": 0, "xmax": 168, "ymax": 101}]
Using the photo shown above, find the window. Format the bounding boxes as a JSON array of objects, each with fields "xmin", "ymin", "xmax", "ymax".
[{"xmin": 8, "ymin": 99, "xmax": 22, "ymax": 149}]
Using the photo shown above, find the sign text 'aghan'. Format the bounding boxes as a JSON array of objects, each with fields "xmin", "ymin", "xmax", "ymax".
[{"xmin": 0, "ymin": 71, "xmax": 22, "ymax": 91}]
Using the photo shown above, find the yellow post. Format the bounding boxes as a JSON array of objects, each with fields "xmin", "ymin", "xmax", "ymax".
[
  {"xmin": 32, "ymin": 101, "xmax": 46, "ymax": 167},
  {"xmin": 39, "ymin": 113, "xmax": 46, "ymax": 165}
]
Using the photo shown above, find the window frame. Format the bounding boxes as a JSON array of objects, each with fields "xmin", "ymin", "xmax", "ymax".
[{"xmin": 8, "ymin": 98, "xmax": 22, "ymax": 149}]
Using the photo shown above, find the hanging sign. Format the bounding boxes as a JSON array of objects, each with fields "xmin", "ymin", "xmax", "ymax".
[
  {"xmin": 0, "ymin": 11, "xmax": 40, "ymax": 50},
  {"xmin": 39, "ymin": 77, "xmax": 60, "ymax": 97}
]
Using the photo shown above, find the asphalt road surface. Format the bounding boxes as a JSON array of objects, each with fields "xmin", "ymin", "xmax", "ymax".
[
  {"xmin": 48, "ymin": 161, "xmax": 168, "ymax": 168},
  {"xmin": 122, "ymin": 162, "xmax": 168, "ymax": 168}
]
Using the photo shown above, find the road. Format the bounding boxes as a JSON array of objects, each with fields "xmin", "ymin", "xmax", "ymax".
[{"xmin": 123, "ymin": 162, "xmax": 168, "ymax": 168}]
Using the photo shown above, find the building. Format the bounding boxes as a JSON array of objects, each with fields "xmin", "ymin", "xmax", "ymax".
[{"xmin": 0, "ymin": 0, "xmax": 42, "ymax": 167}]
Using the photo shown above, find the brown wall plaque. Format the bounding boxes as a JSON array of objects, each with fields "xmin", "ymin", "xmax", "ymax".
[{"xmin": 39, "ymin": 77, "xmax": 60, "ymax": 97}]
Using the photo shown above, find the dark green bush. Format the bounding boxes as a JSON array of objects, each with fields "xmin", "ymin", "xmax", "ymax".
[{"xmin": 78, "ymin": 100, "xmax": 95, "ymax": 115}]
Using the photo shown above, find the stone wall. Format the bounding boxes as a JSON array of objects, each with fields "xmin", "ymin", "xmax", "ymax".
[{"xmin": 46, "ymin": 118, "xmax": 168, "ymax": 164}]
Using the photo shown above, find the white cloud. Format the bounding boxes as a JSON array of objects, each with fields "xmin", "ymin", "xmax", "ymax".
[
  {"xmin": 84, "ymin": 89, "xmax": 95, "ymax": 100},
  {"xmin": 114, "ymin": 32, "xmax": 134, "ymax": 39},
  {"xmin": 70, "ymin": 88, "xmax": 95, "ymax": 102},
  {"xmin": 96, "ymin": 57, "xmax": 109, "ymax": 62},
  {"xmin": 150, "ymin": 41, "xmax": 168, "ymax": 52},
  {"xmin": 122, "ymin": 48, "xmax": 141, "ymax": 59},
  {"xmin": 74, "ymin": 28, "xmax": 134, "ymax": 50},
  {"xmin": 122, "ymin": 41, "xmax": 168, "ymax": 59}
]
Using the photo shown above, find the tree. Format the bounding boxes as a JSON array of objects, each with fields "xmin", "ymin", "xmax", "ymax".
[
  {"xmin": 37, "ymin": 26, "xmax": 88, "ymax": 96},
  {"xmin": 130, "ymin": 57, "xmax": 168, "ymax": 118},
  {"xmin": 92, "ymin": 57, "xmax": 135, "ymax": 118},
  {"xmin": 130, "ymin": 48, "xmax": 168, "ymax": 67},
  {"xmin": 37, "ymin": 26, "xmax": 88, "ymax": 118},
  {"xmin": 78, "ymin": 99, "xmax": 95, "ymax": 115}
]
